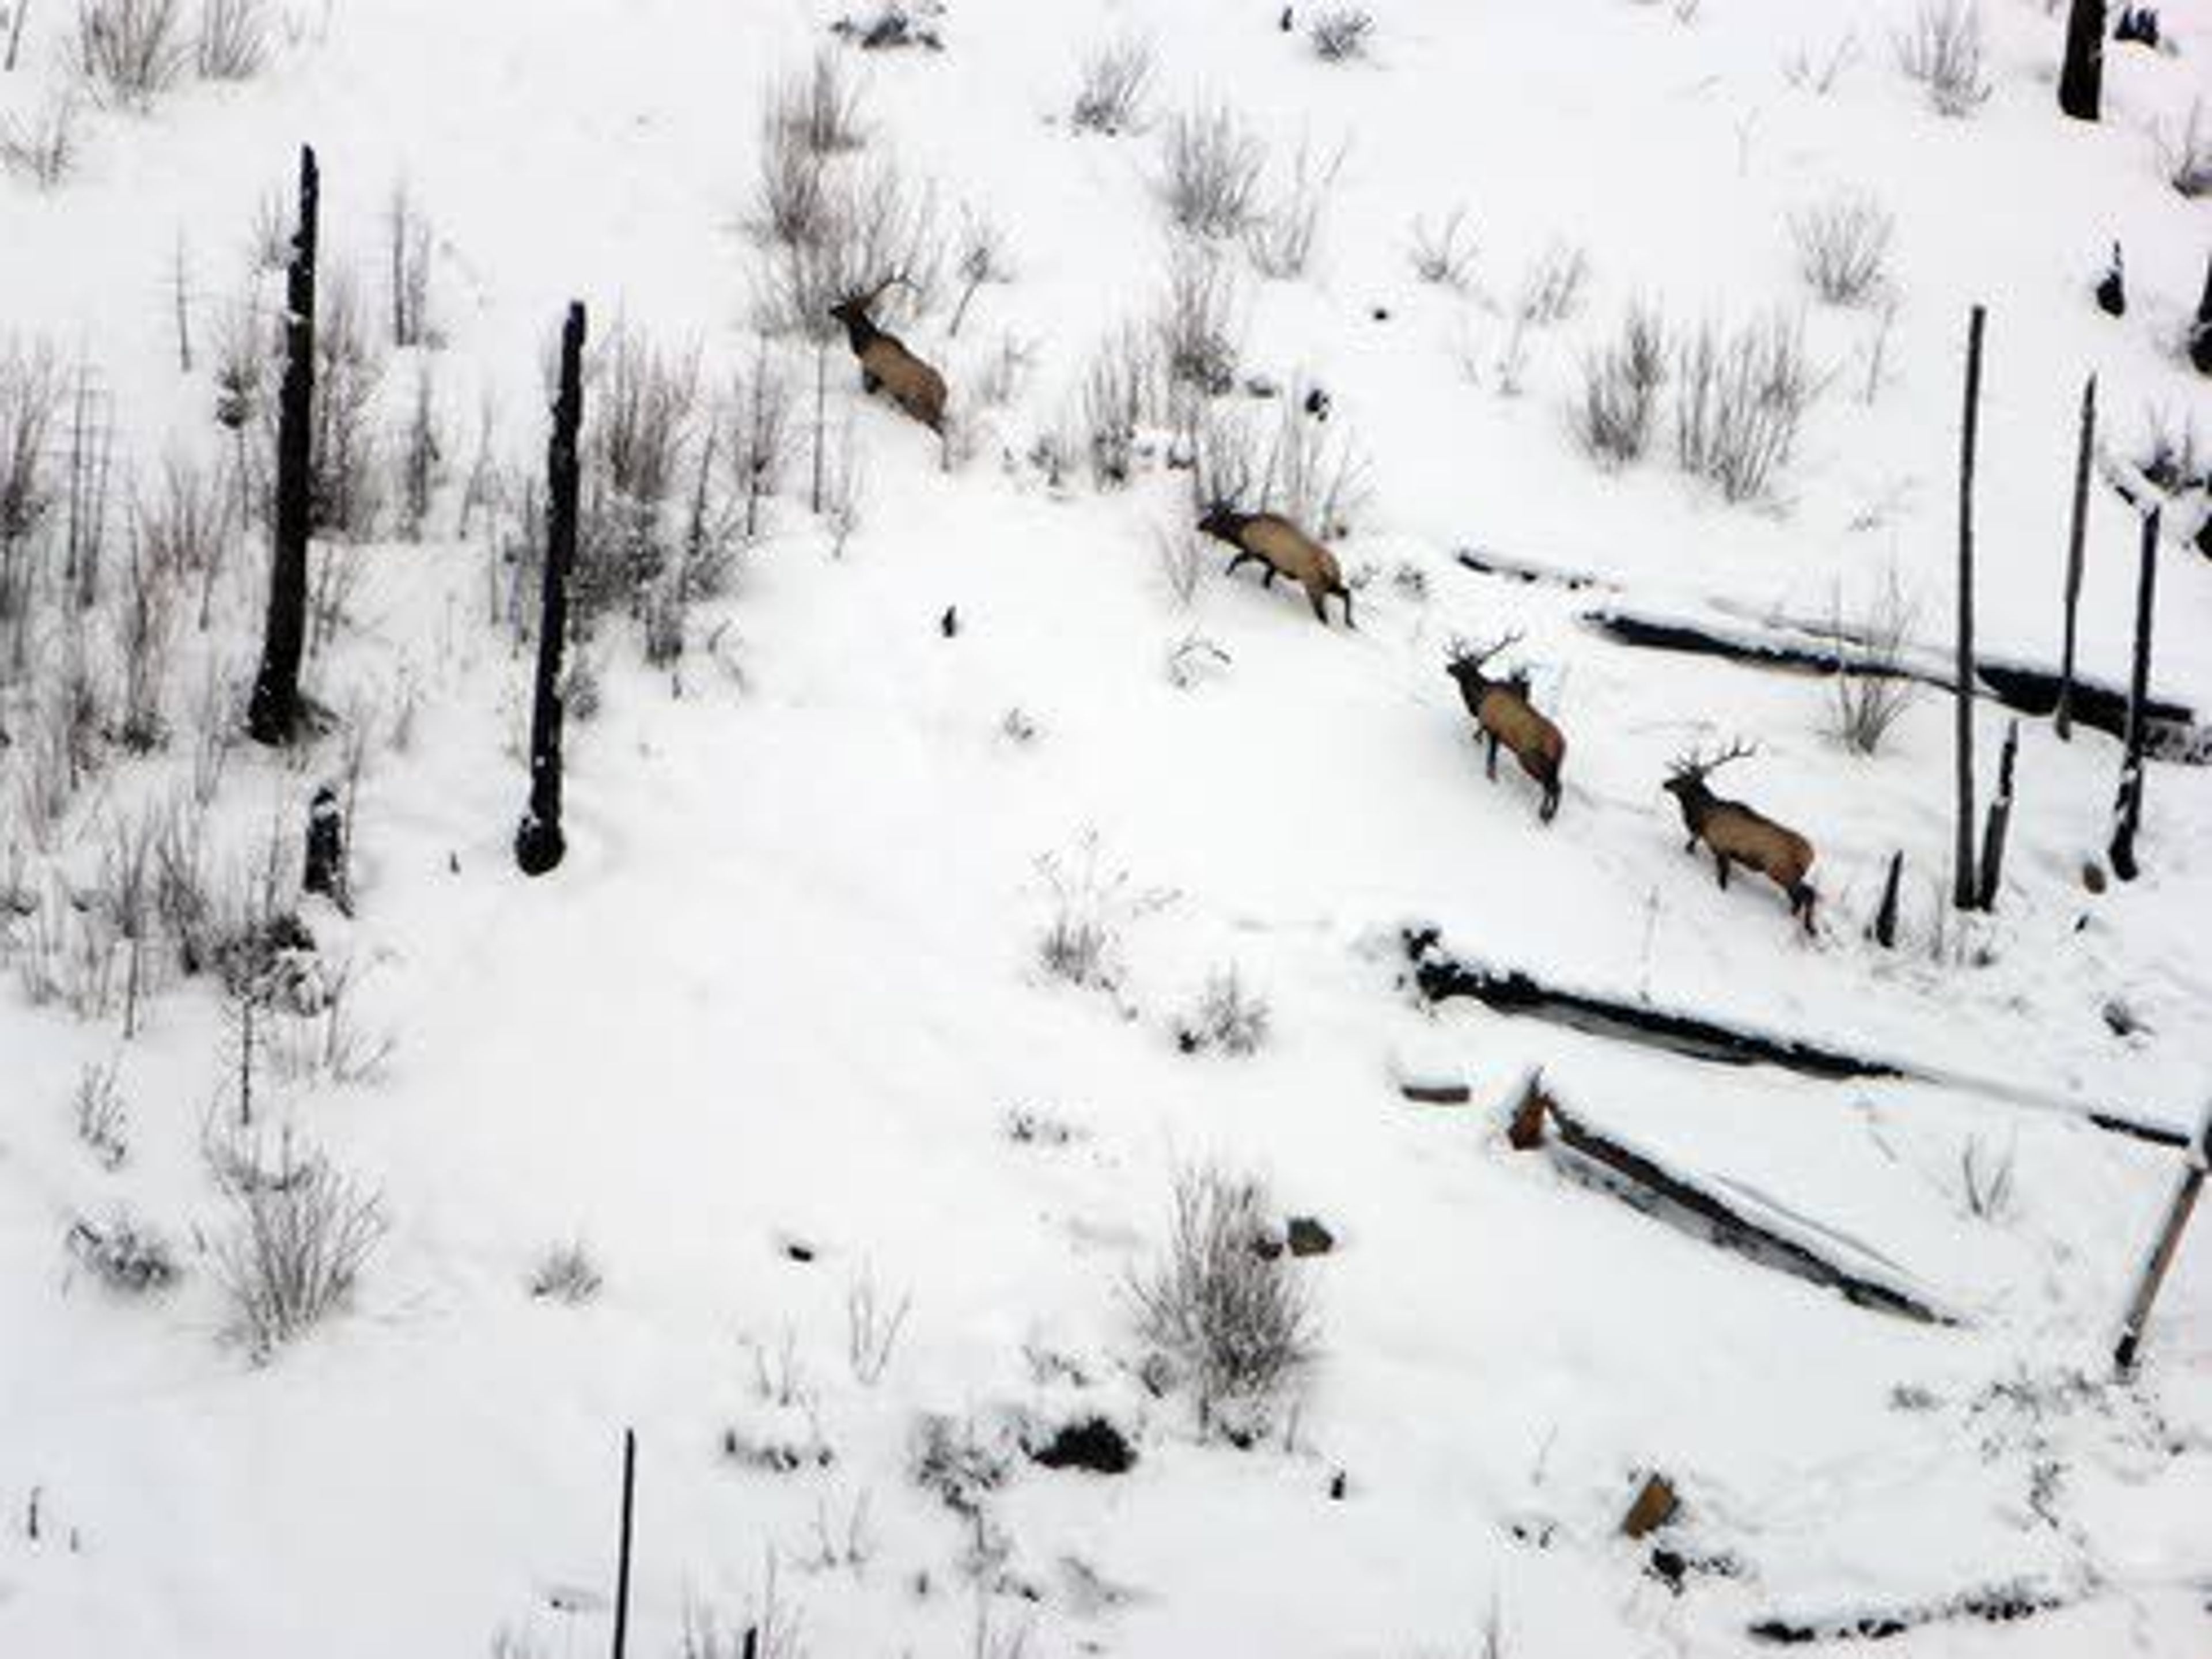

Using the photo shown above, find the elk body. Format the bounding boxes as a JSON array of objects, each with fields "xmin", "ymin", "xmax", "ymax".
[
  {"xmin": 829, "ymin": 281, "xmax": 947, "ymax": 434},
  {"xmin": 1196, "ymin": 505, "xmax": 1354, "ymax": 627},
  {"xmin": 1662, "ymin": 743, "xmax": 1817, "ymax": 932},
  {"xmin": 1445, "ymin": 635, "xmax": 1565, "ymax": 822}
]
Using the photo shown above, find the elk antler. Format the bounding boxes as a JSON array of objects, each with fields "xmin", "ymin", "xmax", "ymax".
[
  {"xmin": 1671, "ymin": 737, "xmax": 1758, "ymax": 781},
  {"xmin": 1449, "ymin": 628, "xmax": 1524, "ymax": 670}
]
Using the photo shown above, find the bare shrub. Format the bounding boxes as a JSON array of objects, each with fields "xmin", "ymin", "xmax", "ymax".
[
  {"xmin": 1033, "ymin": 829, "xmax": 1167, "ymax": 993},
  {"xmin": 845, "ymin": 1265, "xmax": 912, "ymax": 1385},
  {"xmin": 575, "ymin": 321, "xmax": 701, "ymax": 627},
  {"xmin": 1516, "ymin": 242, "xmax": 1590, "ymax": 327},
  {"xmin": 754, "ymin": 112, "xmax": 834, "ymax": 253},
  {"xmin": 1071, "ymin": 35, "xmax": 1152, "ymax": 135},
  {"xmin": 1894, "ymin": 1, "xmax": 1989, "ymax": 118},
  {"xmin": 832, "ymin": 0, "xmax": 941, "ymax": 51},
  {"xmin": 1308, "ymin": 7, "xmax": 1373, "ymax": 62},
  {"xmin": 1158, "ymin": 101, "xmax": 1265, "ymax": 240},
  {"xmin": 1574, "ymin": 302, "xmax": 1669, "ymax": 468},
  {"xmin": 2153, "ymin": 97, "xmax": 2211, "ymax": 199},
  {"xmin": 302, "ymin": 271, "xmax": 385, "ymax": 539},
  {"xmin": 754, "ymin": 157, "xmax": 944, "ymax": 340},
  {"xmin": 384, "ymin": 180, "xmax": 435, "ymax": 349},
  {"xmin": 394, "ymin": 359, "xmax": 444, "ymax": 540},
  {"xmin": 1080, "ymin": 323, "xmax": 1157, "ymax": 488},
  {"xmin": 67, "ymin": 1209, "xmax": 178, "ymax": 1293},
  {"xmin": 1256, "ymin": 382, "xmax": 1366, "ymax": 537},
  {"xmin": 527, "ymin": 1238, "xmax": 603, "ymax": 1304},
  {"xmin": 728, "ymin": 335, "xmax": 793, "ymax": 543},
  {"xmin": 947, "ymin": 206, "xmax": 1013, "ymax": 337},
  {"xmin": 1670, "ymin": 312, "xmax": 1819, "ymax": 502},
  {"xmin": 194, "ymin": 0, "xmax": 266, "ymax": 79},
  {"xmin": 1827, "ymin": 567, "xmax": 1921, "ymax": 755},
  {"xmin": 1790, "ymin": 192, "xmax": 1895, "ymax": 305},
  {"xmin": 0, "ymin": 339, "xmax": 63, "ymax": 658},
  {"xmin": 114, "ymin": 539, "xmax": 176, "ymax": 753},
  {"xmin": 781, "ymin": 47, "xmax": 866, "ymax": 155},
  {"xmin": 1245, "ymin": 140, "xmax": 1342, "ymax": 281},
  {"xmin": 1174, "ymin": 966, "xmax": 1270, "ymax": 1056},
  {"xmin": 1783, "ymin": 31, "xmax": 1858, "ymax": 94},
  {"xmin": 1155, "ymin": 245, "xmax": 1240, "ymax": 396},
  {"xmin": 1154, "ymin": 521, "xmax": 1203, "ymax": 608},
  {"xmin": 76, "ymin": 0, "xmax": 188, "ymax": 108},
  {"xmin": 73, "ymin": 1059, "xmax": 128, "ymax": 1168},
  {"xmin": 213, "ymin": 1130, "xmax": 387, "ymax": 1357},
  {"xmin": 0, "ymin": 94, "xmax": 84, "ymax": 189},
  {"xmin": 1960, "ymin": 1134, "xmax": 2015, "ymax": 1221},
  {"xmin": 1408, "ymin": 207, "xmax": 1475, "ymax": 289},
  {"xmin": 1131, "ymin": 1166, "xmax": 1316, "ymax": 1434}
]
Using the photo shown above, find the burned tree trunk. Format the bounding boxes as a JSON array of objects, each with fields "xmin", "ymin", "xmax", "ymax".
[
  {"xmin": 2058, "ymin": 0, "xmax": 2104, "ymax": 122},
  {"xmin": 302, "ymin": 783, "xmax": 349, "ymax": 915},
  {"xmin": 516, "ymin": 302, "xmax": 586, "ymax": 878},
  {"xmin": 2113, "ymin": 1108, "xmax": 2210, "ymax": 1374},
  {"xmin": 2192, "ymin": 251, "xmax": 2212, "ymax": 377},
  {"xmin": 1872, "ymin": 850, "xmax": 1904, "ymax": 948},
  {"xmin": 2109, "ymin": 506, "xmax": 2160, "ymax": 882},
  {"xmin": 1977, "ymin": 720, "xmax": 2018, "ymax": 911},
  {"xmin": 247, "ymin": 145, "xmax": 320, "ymax": 748},
  {"xmin": 1953, "ymin": 306, "xmax": 1984, "ymax": 910},
  {"xmin": 611, "ymin": 1427, "xmax": 637, "ymax": 1659},
  {"xmin": 2056, "ymin": 375, "xmax": 2096, "ymax": 740}
]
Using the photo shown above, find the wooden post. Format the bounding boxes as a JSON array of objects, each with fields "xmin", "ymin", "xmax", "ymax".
[
  {"xmin": 2058, "ymin": 0, "xmax": 2104, "ymax": 122},
  {"xmin": 611, "ymin": 1428, "xmax": 637, "ymax": 1659},
  {"xmin": 2055, "ymin": 374, "xmax": 2095, "ymax": 741},
  {"xmin": 516, "ymin": 303, "xmax": 585, "ymax": 877},
  {"xmin": 2109, "ymin": 507, "xmax": 2159, "ymax": 882},
  {"xmin": 1977, "ymin": 721, "xmax": 2018, "ymax": 911},
  {"xmin": 247, "ymin": 145, "xmax": 319, "ymax": 747},
  {"xmin": 1872, "ymin": 850, "xmax": 1904, "ymax": 948},
  {"xmin": 2191, "ymin": 251, "xmax": 2212, "ymax": 377},
  {"xmin": 1953, "ymin": 306, "xmax": 1984, "ymax": 911},
  {"xmin": 2113, "ymin": 1108, "xmax": 2210, "ymax": 1375}
]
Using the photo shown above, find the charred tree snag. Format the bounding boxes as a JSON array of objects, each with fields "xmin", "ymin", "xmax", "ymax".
[
  {"xmin": 1953, "ymin": 306, "xmax": 1984, "ymax": 911},
  {"xmin": 2113, "ymin": 1108, "xmax": 2211, "ymax": 1374},
  {"xmin": 2109, "ymin": 507, "xmax": 2160, "ymax": 882},
  {"xmin": 2058, "ymin": 0, "xmax": 2104, "ymax": 122},
  {"xmin": 516, "ymin": 302, "xmax": 586, "ymax": 878},
  {"xmin": 247, "ymin": 145, "xmax": 320, "ymax": 748},
  {"xmin": 2056, "ymin": 374, "xmax": 2096, "ymax": 740}
]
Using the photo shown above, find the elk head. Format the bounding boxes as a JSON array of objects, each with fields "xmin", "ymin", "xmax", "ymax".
[
  {"xmin": 1662, "ymin": 738, "xmax": 1757, "ymax": 804},
  {"xmin": 1445, "ymin": 630, "xmax": 1524, "ymax": 694}
]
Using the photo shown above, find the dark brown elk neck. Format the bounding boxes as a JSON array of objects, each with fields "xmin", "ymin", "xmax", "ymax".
[{"xmin": 839, "ymin": 310, "xmax": 881, "ymax": 354}]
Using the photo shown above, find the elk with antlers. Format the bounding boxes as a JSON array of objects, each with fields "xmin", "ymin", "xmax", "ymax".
[
  {"xmin": 1662, "ymin": 741, "xmax": 1817, "ymax": 932},
  {"xmin": 829, "ymin": 275, "xmax": 947, "ymax": 435},
  {"xmin": 1445, "ymin": 634, "xmax": 1566, "ymax": 822}
]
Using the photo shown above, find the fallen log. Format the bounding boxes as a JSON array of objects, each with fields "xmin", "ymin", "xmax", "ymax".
[
  {"xmin": 1510, "ymin": 1078, "xmax": 1954, "ymax": 1325},
  {"xmin": 1749, "ymin": 1578, "xmax": 2069, "ymax": 1645},
  {"xmin": 1582, "ymin": 607, "xmax": 2203, "ymax": 762},
  {"xmin": 1404, "ymin": 930, "xmax": 2191, "ymax": 1149}
]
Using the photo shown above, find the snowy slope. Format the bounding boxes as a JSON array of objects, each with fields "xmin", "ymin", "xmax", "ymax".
[{"xmin": 3, "ymin": 1, "xmax": 2211, "ymax": 1655}]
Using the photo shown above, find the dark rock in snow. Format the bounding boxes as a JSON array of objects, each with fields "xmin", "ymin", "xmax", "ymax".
[
  {"xmin": 1031, "ymin": 1416, "xmax": 1135, "ymax": 1474},
  {"xmin": 1286, "ymin": 1215, "xmax": 1335, "ymax": 1256},
  {"xmin": 1621, "ymin": 1472, "xmax": 1680, "ymax": 1538},
  {"xmin": 940, "ymin": 605, "xmax": 959, "ymax": 638}
]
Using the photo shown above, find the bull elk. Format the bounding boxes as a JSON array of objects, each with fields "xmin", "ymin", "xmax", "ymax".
[
  {"xmin": 1196, "ymin": 503, "xmax": 1354, "ymax": 627},
  {"xmin": 1445, "ymin": 633, "xmax": 1565, "ymax": 823},
  {"xmin": 1662, "ymin": 740, "xmax": 1817, "ymax": 933},
  {"xmin": 828, "ymin": 275, "xmax": 947, "ymax": 435}
]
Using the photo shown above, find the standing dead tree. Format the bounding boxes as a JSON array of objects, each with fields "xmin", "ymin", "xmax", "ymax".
[
  {"xmin": 2056, "ymin": 374, "xmax": 2095, "ymax": 740},
  {"xmin": 1976, "ymin": 719, "xmax": 2018, "ymax": 910},
  {"xmin": 2108, "ymin": 506, "xmax": 2160, "ymax": 882},
  {"xmin": 2113, "ymin": 1107, "xmax": 2210, "ymax": 1375},
  {"xmin": 1952, "ymin": 305, "xmax": 1984, "ymax": 910},
  {"xmin": 516, "ymin": 302, "xmax": 585, "ymax": 878},
  {"xmin": 247, "ymin": 144, "xmax": 318, "ymax": 747},
  {"xmin": 2058, "ymin": 0, "xmax": 2104, "ymax": 123}
]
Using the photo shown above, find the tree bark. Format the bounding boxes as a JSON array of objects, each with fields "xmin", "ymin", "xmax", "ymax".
[
  {"xmin": 516, "ymin": 302, "xmax": 585, "ymax": 878},
  {"xmin": 1953, "ymin": 306, "xmax": 1984, "ymax": 910},
  {"xmin": 2056, "ymin": 374, "xmax": 2096, "ymax": 740},
  {"xmin": 2191, "ymin": 251, "xmax": 2212, "ymax": 376},
  {"xmin": 1977, "ymin": 721, "xmax": 2018, "ymax": 911},
  {"xmin": 610, "ymin": 1427, "xmax": 637, "ymax": 1659},
  {"xmin": 2109, "ymin": 507, "xmax": 2160, "ymax": 882},
  {"xmin": 2113, "ymin": 1107, "xmax": 2209, "ymax": 1375},
  {"xmin": 2058, "ymin": 0, "xmax": 2104, "ymax": 122},
  {"xmin": 1872, "ymin": 850, "xmax": 1903, "ymax": 948},
  {"xmin": 302, "ymin": 783, "xmax": 349, "ymax": 914},
  {"xmin": 248, "ymin": 145, "xmax": 319, "ymax": 747}
]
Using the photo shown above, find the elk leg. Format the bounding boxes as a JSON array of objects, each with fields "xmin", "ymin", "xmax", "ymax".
[
  {"xmin": 1262, "ymin": 567, "xmax": 1279, "ymax": 589},
  {"xmin": 1540, "ymin": 781, "xmax": 1559, "ymax": 824},
  {"xmin": 1306, "ymin": 587, "xmax": 1329, "ymax": 624},
  {"xmin": 1336, "ymin": 587, "xmax": 1355, "ymax": 628},
  {"xmin": 1683, "ymin": 834, "xmax": 1699, "ymax": 855},
  {"xmin": 1795, "ymin": 884, "xmax": 1818, "ymax": 934},
  {"xmin": 1714, "ymin": 854, "xmax": 1731, "ymax": 889},
  {"xmin": 1224, "ymin": 551, "xmax": 1257, "ymax": 579},
  {"xmin": 1485, "ymin": 733, "xmax": 1500, "ymax": 781},
  {"xmin": 861, "ymin": 370, "xmax": 882, "ymax": 393}
]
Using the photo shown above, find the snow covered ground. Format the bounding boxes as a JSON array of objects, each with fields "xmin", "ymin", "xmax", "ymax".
[{"xmin": 3, "ymin": 0, "xmax": 2210, "ymax": 1653}]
